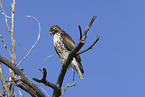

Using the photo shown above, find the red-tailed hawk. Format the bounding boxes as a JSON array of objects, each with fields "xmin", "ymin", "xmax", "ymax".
[{"xmin": 50, "ymin": 25, "xmax": 84, "ymax": 79}]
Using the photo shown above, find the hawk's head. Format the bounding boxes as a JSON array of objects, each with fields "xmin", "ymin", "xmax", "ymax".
[{"xmin": 50, "ymin": 25, "xmax": 61, "ymax": 35}]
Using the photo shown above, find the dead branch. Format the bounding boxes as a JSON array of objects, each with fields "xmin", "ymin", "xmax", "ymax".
[
  {"xmin": 0, "ymin": 63, "xmax": 14, "ymax": 97},
  {"xmin": 37, "ymin": 84, "xmax": 50, "ymax": 97},
  {"xmin": 16, "ymin": 81, "xmax": 37, "ymax": 97},
  {"xmin": 78, "ymin": 24, "xmax": 82, "ymax": 40},
  {"xmin": 0, "ymin": 55, "xmax": 46, "ymax": 97},
  {"xmin": 33, "ymin": 68, "xmax": 60, "ymax": 93},
  {"xmin": 1, "ymin": 1, "xmax": 45, "ymax": 96},
  {"xmin": 16, "ymin": 40, "xmax": 28, "ymax": 52},
  {"xmin": 61, "ymin": 82, "xmax": 76, "ymax": 97},
  {"xmin": 0, "ymin": 10, "xmax": 11, "ymax": 18},
  {"xmin": 0, "ymin": 35, "xmax": 12, "ymax": 57},
  {"xmin": 0, "ymin": 2, "xmax": 11, "ymax": 32},
  {"xmin": 40, "ymin": 54, "xmax": 57, "ymax": 66},
  {"xmin": 18, "ymin": 89, "xmax": 24, "ymax": 97},
  {"xmin": 17, "ymin": 16, "xmax": 41, "ymax": 67},
  {"xmin": 77, "ymin": 35, "xmax": 100, "ymax": 55},
  {"xmin": 10, "ymin": 0, "xmax": 16, "ymax": 64},
  {"xmin": 83, "ymin": 16, "xmax": 97, "ymax": 37}
]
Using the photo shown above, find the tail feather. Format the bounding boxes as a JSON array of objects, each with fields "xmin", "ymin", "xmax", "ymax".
[{"xmin": 71, "ymin": 58, "xmax": 84, "ymax": 79}]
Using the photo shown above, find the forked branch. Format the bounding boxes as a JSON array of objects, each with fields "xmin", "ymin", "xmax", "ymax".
[
  {"xmin": 77, "ymin": 35, "xmax": 100, "ymax": 55},
  {"xmin": 0, "ymin": 55, "xmax": 45, "ymax": 97},
  {"xmin": 33, "ymin": 68, "xmax": 60, "ymax": 94}
]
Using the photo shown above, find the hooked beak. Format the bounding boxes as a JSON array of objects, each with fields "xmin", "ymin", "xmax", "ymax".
[{"xmin": 50, "ymin": 31, "xmax": 53, "ymax": 35}]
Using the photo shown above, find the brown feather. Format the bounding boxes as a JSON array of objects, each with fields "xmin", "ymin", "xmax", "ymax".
[{"xmin": 60, "ymin": 31, "xmax": 84, "ymax": 74}]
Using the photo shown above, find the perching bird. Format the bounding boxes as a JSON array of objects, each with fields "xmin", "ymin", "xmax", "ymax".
[{"xmin": 50, "ymin": 25, "xmax": 84, "ymax": 79}]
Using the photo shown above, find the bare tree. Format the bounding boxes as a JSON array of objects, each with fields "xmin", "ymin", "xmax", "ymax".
[{"xmin": 0, "ymin": 1, "xmax": 99, "ymax": 97}]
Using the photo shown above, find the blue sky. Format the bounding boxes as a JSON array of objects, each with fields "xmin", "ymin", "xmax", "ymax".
[{"xmin": 0, "ymin": 0, "xmax": 145, "ymax": 97}]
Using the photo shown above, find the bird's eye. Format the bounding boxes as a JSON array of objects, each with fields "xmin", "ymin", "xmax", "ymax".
[
  {"xmin": 52, "ymin": 27, "xmax": 58, "ymax": 32},
  {"xmin": 52, "ymin": 27, "xmax": 56, "ymax": 31}
]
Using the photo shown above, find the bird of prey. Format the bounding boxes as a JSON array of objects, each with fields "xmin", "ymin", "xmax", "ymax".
[{"xmin": 50, "ymin": 25, "xmax": 84, "ymax": 79}]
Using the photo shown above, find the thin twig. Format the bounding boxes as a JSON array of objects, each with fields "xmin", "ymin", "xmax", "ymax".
[
  {"xmin": 18, "ymin": 89, "xmax": 24, "ymax": 97},
  {"xmin": 33, "ymin": 68, "xmax": 58, "ymax": 91},
  {"xmin": 78, "ymin": 24, "xmax": 82, "ymax": 40},
  {"xmin": 0, "ymin": 85, "xmax": 4, "ymax": 93},
  {"xmin": 40, "ymin": 54, "xmax": 57, "ymax": 66},
  {"xmin": 0, "ymin": 86, "xmax": 4, "ymax": 94},
  {"xmin": 0, "ymin": 2, "xmax": 11, "ymax": 32},
  {"xmin": 0, "ymin": 63, "xmax": 13, "ymax": 96},
  {"xmin": 61, "ymin": 82, "xmax": 76, "ymax": 97},
  {"xmin": 77, "ymin": 35, "xmax": 100, "ymax": 55},
  {"xmin": 17, "ymin": 16, "xmax": 41, "ymax": 67},
  {"xmin": 0, "ymin": 10, "xmax": 11, "ymax": 18},
  {"xmin": 83, "ymin": 16, "xmax": 97, "ymax": 38},
  {"xmin": 61, "ymin": 72, "xmax": 76, "ymax": 97},
  {"xmin": 16, "ymin": 40, "xmax": 28, "ymax": 52},
  {"xmin": 0, "ymin": 34, "xmax": 12, "ymax": 57},
  {"xmin": 37, "ymin": 84, "xmax": 50, "ymax": 97}
]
